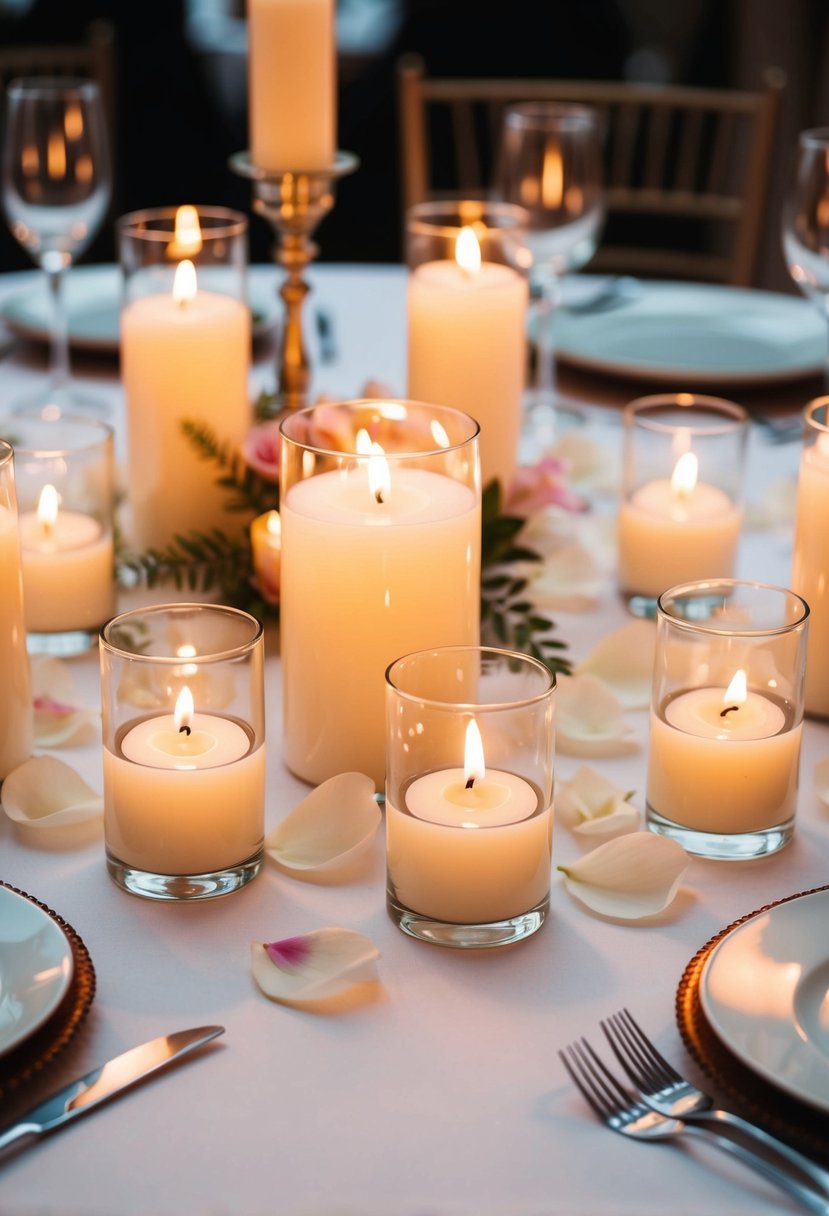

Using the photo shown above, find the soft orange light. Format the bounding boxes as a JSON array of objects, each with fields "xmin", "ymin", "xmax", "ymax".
[
  {"xmin": 174, "ymin": 686, "xmax": 194, "ymax": 732},
  {"xmin": 455, "ymin": 226, "xmax": 481, "ymax": 275},
  {"xmin": 169, "ymin": 205, "xmax": 203, "ymax": 259},
  {"xmin": 541, "ymin": 144, "xmax": 564, "ymax": 209},
  {"xmin": 671, "ymin": 451, "xmax": 698, "ymax": 499},
  {"xmin": 266, "ymin": 510, "xmax": 281, "ymax": 541},
  {"xmin": 47, "ymin": 129, "xmax": 66, "ymax": 179},
  {"xmin": 463, "ymin": 718, "xmax": 486, "ymax": 785},
  {"xmin": 173, "ymin": 259, "xmax": 197, "ymax": 305}
]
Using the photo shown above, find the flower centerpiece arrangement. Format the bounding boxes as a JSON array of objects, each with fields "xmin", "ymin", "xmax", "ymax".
[{"xmin": 118, "ymin": 393, "xmax": 587, "ymax": 675}]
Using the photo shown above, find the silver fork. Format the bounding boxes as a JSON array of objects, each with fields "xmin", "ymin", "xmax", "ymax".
[
  {"xmin": 560, "ymin": 1036, "xmax": 829, "ymax": 1214},
  {"xmin": 601, "ymin": 1008, "xmax": 829, "ymax": 1200}
]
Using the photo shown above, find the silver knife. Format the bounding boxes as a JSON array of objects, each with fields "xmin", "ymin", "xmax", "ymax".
[{"xmin": 0, "ymin": 1024, "xmax": 224, "ymax": 1155}]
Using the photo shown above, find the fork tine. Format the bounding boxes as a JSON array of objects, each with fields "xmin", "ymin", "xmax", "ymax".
[
  {"xmin": 619, "ymin": 1008, "xmax": 683, "ymax": 1084},
  {"xmin": 560, "ymin": 1037, "xmax": 633, "ymax": 1121},
  {"xmin": 602, "ymin": 1011, "xmax": 665, "ymax": 1091},
  {"xmin": 558, "ymin": 1046, "xmax": 609, "ymax": 1120}
]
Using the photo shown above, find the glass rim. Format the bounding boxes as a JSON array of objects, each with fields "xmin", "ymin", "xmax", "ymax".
[
  {"xmin": 6, "ymin": 411, "xmax": 113, "ymax": 458},
  {"xmin": 406, "ymin": 197, "xmax": 529, "ymax": 238},
  {"xmin": 116, "ymin": 205, "xmax": 248, "ymax": 242},
  {"xmin": 624, "ymin": 392, "xmax": 748, "ymax": 436},
  {"xmin": 804, "ymin": 395, "xmax": 829, "ymax": 433},
  {"xmin": 0, "ymin": 439, "xmax": 12, "ymax": 468},
  {"xmin": 100, "ymin": 603, "xmax": 264, "ymax": 664},
  {"xmin": 279, "ymin": 399, "xmax": 481, "ymax": 459},
  {"xmin": 385, "ymin": 645, "xmax": 556, "ymax": 711},
  {"xmin": 656, "ymin": 578, "xmax": 810, "ymax": 638},
  {"xmin": 7, "ymin": 76, "xmax": 101, "ymax": 100},
  {"xmin": 503, "ymin": 101, "xmax": 600, "ymax": 129}
]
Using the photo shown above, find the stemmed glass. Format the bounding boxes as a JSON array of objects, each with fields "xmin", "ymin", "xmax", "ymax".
[
  {"xmin": 2, "ymin": 77, "xmax": 111, "ymax": 413},
  {"xmin": 498, "ymin": 102, "xmax": 605, "ymax": 438},
  {"xmin": 782, "ymin": 127, "xmax": 829, "ymax": 387}
]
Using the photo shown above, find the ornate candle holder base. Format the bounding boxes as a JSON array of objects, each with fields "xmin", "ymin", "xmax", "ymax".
[{"xmin": 230, "ymin": 150, "xmax": 359, "ymax": 414}]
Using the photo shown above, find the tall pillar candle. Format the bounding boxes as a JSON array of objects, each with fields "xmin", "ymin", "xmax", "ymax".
[
  {"xmin": 791, "ymin": 397, "xmax": 829, "ymax": 717},
  {"xmin": 248, "ymin": 0, "xmax": 336, "ymax": 172},
  {"xmin": 406, "ymin": 201, "xmax": 529, "ymax": 493},
  {"xmin": 280, "ymin": 400, "xmax": 481, "ymax": 788},
  {"xmin": 0, "ymin": 441, "xmax": 32, "ymax": 779}
]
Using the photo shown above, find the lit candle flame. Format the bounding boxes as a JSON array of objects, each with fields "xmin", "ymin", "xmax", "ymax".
[
  {"xmin": 724, "ymin": 669, "xmax": 747, "ymax": 707},
  {"xmin": 176, "ymin": 643, "xmax": 198, "ymax": 678},
  {"xmin": 368, "ymin": 442, "xmax": 390, "ymax": 504},
  {"xmin": 174, "ymin": 686, "xmax": 194, "ymax": 735},
  {"xmin": 455, "ymin": 226, "xmax": 481, "ymax": 275},
  {"xmin": 37, "ymin": 484, "xmax": 59, "ymax": 535},
  {"xmin": 266, "ymin": 510, "xmax": 281, "ymax": 541},
  {"xmin": 463, "ymin": 718, "xmax": 486, "ymax": 788},
  {"xmin": 47, "ymin": 129, "xmax": 66, "ymax": 179},
  {"xmin": 64, "ymin": 103, "xmax": 83, "ymax": 142},
  {"xmin": 169, "ymin": 205, "xmax": 203, "ymax": 259},
  {"xmin": 173, "ymin": 259, "xmax": 197, "ymax": 306},
  {"xmin": 671, "ymin": 451, "xmax": 698, "ymax": 499},
  {"xmin": 541, "ymin": 144, "xmax": 564, "ymax": 209}
]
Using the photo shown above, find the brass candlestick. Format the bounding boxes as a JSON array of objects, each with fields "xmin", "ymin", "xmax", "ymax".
[{"xmin": 230, "ymin": 150, "xmax": 359, "ymax": 414}]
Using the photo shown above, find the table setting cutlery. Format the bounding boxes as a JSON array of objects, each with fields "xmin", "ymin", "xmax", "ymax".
[
  {"xmin": 0, "ymin": 1025, "xmax": 224, "ymax": 1159},
  {"xmin": 560, "ymin": 1021, "xmax": 829, "ymax": 1214}
]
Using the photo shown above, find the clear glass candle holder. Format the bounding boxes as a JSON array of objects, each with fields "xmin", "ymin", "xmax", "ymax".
[
  {"xmin": 791, "ymin": 396, "xmax": 829, "ymax": 719},
  {"xmin": 646, "ymin": 579, "xmax": 809, "ymax": 860},
  {"xmin": 618, "ymin": 393, "xmax": 749, "ymax": 618},
  {"xmin": 385, "ymin": 645, "xmax": 555, "ymax": 949},
  {"xmin": 7, "ymin": 412, "xmax": 115, "ymax": 656},
  {"xmin": 116, "ymin": 205, "xmax": 252, "ymax": 553},
  {"xmin": 280, "ymin": 399, "xmax": 481, "ymax": 790},
  {"xmin": 100, "ymin": 603, "xmax": 265, "ymax": 901},
  {"xmin": 405, "ymin": 199, "xmax": 529, "ymax": 495},
  {"xmin": 0, "ymin": 440, "xmax": 32, "ymax": 780}
]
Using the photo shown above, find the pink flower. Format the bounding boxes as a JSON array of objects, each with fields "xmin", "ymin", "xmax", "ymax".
[
  {"xmin": 242, "ymin": 421, "xmax": 281, "ymax": 483},
  {"xmin": 504, "ymin": 456, "xmax": 588, "ymax": 516}
]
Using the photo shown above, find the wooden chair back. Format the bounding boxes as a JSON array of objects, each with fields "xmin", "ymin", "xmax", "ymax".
[{"xmin": 397, "ymin": 55, "xmax": 785, "ymax": 286}]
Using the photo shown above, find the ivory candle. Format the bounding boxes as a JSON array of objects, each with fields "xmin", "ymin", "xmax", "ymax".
[
  {"xmin": 407, "ymin": 227, "xmax": 528, "ymax": 492},
  {"xmin": 18, "ymin": 485, "xmax": 114, "ymax": 633},
  {"xmin": 0, "ymin": 501, "xmax": 32, "ymax": 778},
  {"xmin": 103, "ymin": 687, "xmax": 265, "ymax": 876},
  {"xmin": 250, "ymin": 509, "xmax": 281, "ymax": 604},
  {"xmin": 248, "ymin": 0, "xmax": 336, "ymax": 172},
  {"xmin": 792, "ymin": 431, "xmax": 829, "ymax": 717},
  {"xmin": 386, "ymin": 721, "xmax": 552, "ymax": 923},
  {"xmin": 121, "ymin": 259, "xmax": 251, "ymax": 551},
  {"xmin": 618, "ymin": 451, "xmax": 742, "ymax": 598},
  {"xmin": 647, "ymin": 671, "xmax": 801, "ymax": 834},
  {"xmin": 281, "ymin": 458, "xmax": 480, "ymax": 787}
]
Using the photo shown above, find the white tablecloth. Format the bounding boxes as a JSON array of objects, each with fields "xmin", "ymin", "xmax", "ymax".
[{"xmin": 0, "ymin": 264, "xmax": 825, "ymax": 1216}]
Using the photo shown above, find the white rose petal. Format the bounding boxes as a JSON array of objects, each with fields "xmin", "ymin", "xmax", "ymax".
[
  {"xmin": 556, "ymin": 765, "xmax": 640, "ymax": 837},
  {"xmin": 251, "ymin": 929, "xmax": 380, "ymax": 1006},
  {"xmin": 575, "ymin": 620, "xmax": 656, "ymax": 709},
  {"xmin": 1, "ymin": 755, "xmax": 103, "ymax": 846},
  {"xmin": 558, "ymin": 832, "xmax": 689, "ymax": 919},
  {"xmin": 556, "ymin": 673, "xmax": 639, "ymax": 757},
  {"xmin": 265, "ymin": 772, "xmax": 380, "ymax": 874}
]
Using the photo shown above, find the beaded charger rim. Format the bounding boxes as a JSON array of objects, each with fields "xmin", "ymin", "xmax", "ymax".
[
  {"xmin": 0, "ymin": 882, "xmax": 96, "ymax": 1100},
  {"xmin": 675, "ymin": 882, "xmax": 829, "ymax": 1164}
]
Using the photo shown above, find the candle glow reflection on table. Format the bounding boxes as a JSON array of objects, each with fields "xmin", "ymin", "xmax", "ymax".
[
  {"xmin": 647, "ymin": 668, "xmax": 801, "ymax": 834},
  {"xmin": 618, "ymin": 446, "xmax": 742, "ymax": 599},
  {"xmin": 103, "ymin": 684, "xmax": 265, "ymax": 877},
  {"xmin": 386, "ymin": 720, "xmax": 552, "ymax": 925}
]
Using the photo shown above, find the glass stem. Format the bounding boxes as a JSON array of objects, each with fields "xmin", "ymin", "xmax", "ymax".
[
  {"xmin": 534, "ymin": 273, "xmax": 562, "ymax": 408},
  {"xmin": 46, "ymin": 265, "xmax": 70, "ymax": 388}
]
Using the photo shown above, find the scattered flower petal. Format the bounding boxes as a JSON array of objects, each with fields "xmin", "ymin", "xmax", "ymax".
[
  {"xmin": 550, "ymin": 431, "xmax": 620, "ymax": 496},
  {"xmin": 556, "ymin": 765, "xmax": 640, "ymax": 837},
  {"xmin": 531, "ymin": 543, "xmax": 606, "ymax": 612},
  {"xmin": 31, "ymin": 656, "xmax": 99, "ymax": 747},
  {"xmin": 265, "ymin": 772, "xmax": 380, "ymax": 873},
  {"xmin": 558, "ymin": 832, "xmax": 689, "ymax": 919},
  {"xmin": 745, "ymin": 477, "xmax": 797, "ymax": 531},
  {"xmin": 1, "ymin": 756, "xmax": 103, "ymax": 844},
  {"xmin": 251, "ymin": 928, "xmax": 379, "ymax": 1005},
  {"xmin": 505, "ymin": 455, "xmax": 589, "ymax": 516},
  {"xmin": 575, "ymin": 620, "xmax": 657, "ymax": 709},
  {"xmin": 555, "ymin": 673, "xmax": 638, "ymax": 757},
  {"xmin": 242, "ymin": 419, "xmax": 281, "ymax": 482}
]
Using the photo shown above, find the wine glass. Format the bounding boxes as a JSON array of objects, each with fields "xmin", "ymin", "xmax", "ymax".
[
  {"xmin": 2, "ymin": 77, "xmax": 111, "ymax": 413},
  {"xmin": 498, "ymin": 102, "xmax": 605, "ymax": 439},
  {"xmin": 782, "ymin": 126, "xmax": 829, "ymax": 385}
]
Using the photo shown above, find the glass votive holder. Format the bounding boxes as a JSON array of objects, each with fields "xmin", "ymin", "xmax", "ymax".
[
  {"xmin": 280, "ymin": 399, "xmax": 481, "ymax": 790},
  {"xmin": 7, "ymin": 412, "xmax": 115, "ymax": 656},
  {"xmin": 646, "ymin": 579, "xmax": 809, "ymax": 860},
  {"xmin": 385, "ymin": 645, "xmax": 556, "ymax": 949},
  {"xmin": 0, "ymin": 440, "xmax": 33, "ymax": 780},
  {"xmin": 116, "ymin": 205, "xmax": 252, "ymax": 553},
  {"xmin": 100, "ymin": 603, "xmax": 265, "ymax": 901},
  {"xmin": 791, "ymin": 396, "xmax": 829, "ymax": 719},
  {"xmin": 405, "ymin": 198, "xmax": 530, "ymax": 494},
  {"xmin": 618, "ymin": 393, "xmax": 749, "ymax": 618}
]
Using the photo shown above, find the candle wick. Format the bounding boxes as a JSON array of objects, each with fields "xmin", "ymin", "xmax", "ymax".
[
  {"xmin": 179, "ymin": 724, "xmax": 192, "ymax": 736},
  {"xmin": 374, "ymin": 488, "xmax": 384, "ymax": 504},
  {"xmin": 719, "ymin": 705, "xmax": 739, "ymax": 718},
  {"xmin": 465, "ymin": 777, "xmax": 475, "ymax": 790}
]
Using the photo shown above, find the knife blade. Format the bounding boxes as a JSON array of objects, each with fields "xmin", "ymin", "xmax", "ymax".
[{"xmin": 0, "ymin": 1024, "xmax": 224, "ymax": 1155}]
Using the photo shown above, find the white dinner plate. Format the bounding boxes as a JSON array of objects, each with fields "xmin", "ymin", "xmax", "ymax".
[
  {"xmin": 700, "ymin": 888, "xmax": 829, "ymax": 1112},
  {"xmin": 0, "ymin": 886, "xmax": 74, "ymax": 1057},
  {"xmin": 0, "ymin": 264, "xmax": 279, "ymax": 354},
  {"xmin": 552, "ymin": 280, "xmax": 826, "ymax": 387}
]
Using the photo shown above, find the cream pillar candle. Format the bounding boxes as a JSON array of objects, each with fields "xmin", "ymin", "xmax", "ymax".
[
  {"xmin": 18, "ymin": 485, "xmax": 114, "ymax": 633},
  {"xmin": 792, "ymin": 423, "xmax": 829, "ymax": 717},
  {"xmin": 121, "ymin": 259, "xmax": 251, "ymax": 551},
  {"xmin": 248, "ymin": 0, "xmax": 336, "ymax": 172},
  {"xmin": 103, "ymin": 687, "xmax": 265, "ymax": 876},
  {"xmin": 618, "ymin": 452, "xmax": 742, "ymax": 598},
  {"xmin": 407, "ymin": 227, "xmax": 528, "ymax": 493},
  {"xmin": 647, "ymin": 671, "xmax": 801, "ymax": 834},
  {"xmin": 281, "ymin": 460, "xmax": 480, "ymax": 787},
  {"xmin": 386, "ymin": 720, "xmax": 552, "ymax": 924},
  {"xmin": 250, "ymin": 509, "xmax": 281, "ymax": 604},
  {"xmin": 0, "ymin": 491, "xmax": 32, "ymax": 780}
]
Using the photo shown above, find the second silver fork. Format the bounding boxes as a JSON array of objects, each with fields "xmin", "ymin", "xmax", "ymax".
[{"xmin": 602, "ymin": 1008, "xmax": 829, "ymax": 1199}]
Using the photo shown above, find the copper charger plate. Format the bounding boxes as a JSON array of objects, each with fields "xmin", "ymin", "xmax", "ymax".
[
  {"xmin": 676, "ymin": 883, "xmax": 829, "ymax": 1165},
  {"xmin": 0, "ymin": 883, "xmax": 96, "ymax": 1100}
]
